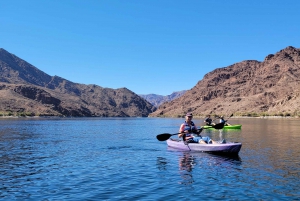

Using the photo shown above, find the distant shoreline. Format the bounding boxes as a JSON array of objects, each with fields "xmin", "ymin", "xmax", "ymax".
[{"xmin": 0, "ymin": 115, "xmax": 299, "ymax": 119}]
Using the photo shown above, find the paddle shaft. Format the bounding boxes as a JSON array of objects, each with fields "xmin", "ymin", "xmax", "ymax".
[
  {"xmin": 157, "ymin": 128, "xmax": 204, "ymax": 141},
  {"xmin": 224, "ymin": 114, "xmax": 234, "ymax": 124},
  {"xmin": 215, "ymin": 113, "xmax": 233, "ymax": 122},
  {"xmin": 156, "ymin": 127, "xmax": 208, "ymax": 141}
]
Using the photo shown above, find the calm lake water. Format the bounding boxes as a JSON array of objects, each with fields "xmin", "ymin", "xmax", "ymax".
[{"xmin": 0, "ymin": 117, "xmax": 299, "ymax": 200}]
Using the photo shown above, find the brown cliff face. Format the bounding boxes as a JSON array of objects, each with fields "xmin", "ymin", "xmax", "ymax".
[
  {"xmin": 150, "ymin": 46, "xmax": 300, "ymax": 117},
  {"xmin": 0, "ymin": 48, "xmax": 155, "ymax": 117}
]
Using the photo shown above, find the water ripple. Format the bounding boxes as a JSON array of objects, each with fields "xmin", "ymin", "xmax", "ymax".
[{"xmin": 0, "ymin": 118, "xmax": 299, "ymax": 200}]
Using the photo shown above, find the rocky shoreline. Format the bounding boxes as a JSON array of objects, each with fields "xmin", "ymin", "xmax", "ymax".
[{"xmin": 1, "ymin": 114, "xmax": 298, "ymax": 119}]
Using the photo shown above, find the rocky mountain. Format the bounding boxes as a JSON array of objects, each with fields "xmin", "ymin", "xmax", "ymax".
[
  {"xmin": 150, "ymin": 46, "xmax": 300, "ymax": 117},
  {"xmin": 0, "ymin": 48, "xmax": 156, "ymax": 117},
  {"xmin": 139, "ymin": 90, "xmax": 186, "ymax": 107}
]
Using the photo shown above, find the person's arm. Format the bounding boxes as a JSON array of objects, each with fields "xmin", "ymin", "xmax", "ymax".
[
  {"xmin": 178, "ymin": 124, "xmax": 185, "ymax": 138},
  {"xmin": 192, "ymin": 123, "xmax": 203, "ymax": 135}
]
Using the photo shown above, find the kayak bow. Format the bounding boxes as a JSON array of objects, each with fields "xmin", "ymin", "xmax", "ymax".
[{"xmin": 202, "ymin": 124, "xmax": 242, "ymax": 129}]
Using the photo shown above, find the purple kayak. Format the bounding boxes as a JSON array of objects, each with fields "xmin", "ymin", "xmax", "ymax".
[{"xmin": 167, "ymin": 138, "xmax": 242, "ymax": 155}]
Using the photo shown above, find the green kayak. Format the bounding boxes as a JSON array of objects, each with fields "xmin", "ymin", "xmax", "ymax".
[{"xmin": 202, "ymin": 124, "xmax": 242, "ymax": 129}]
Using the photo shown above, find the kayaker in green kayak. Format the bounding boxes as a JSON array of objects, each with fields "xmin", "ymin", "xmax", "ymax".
[
  {"xmin": 204, "ymin": 115, "xmax": 213, "ymax": 126},
  {"xmin": 220, "ymin": 116, "xmax": 231, "ymax": 126}
]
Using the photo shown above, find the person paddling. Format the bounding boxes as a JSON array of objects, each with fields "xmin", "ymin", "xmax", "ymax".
[
  {"xmin": 178, "ymin": 113, "xmax": 217, "ymax": 144},
  {"xmin": 204, "ymin": 115, "xmax": 213, "ymax": 125},
  {"xmin": 220, "ymin": 116, "xmax": 231, "ymax": 126}
]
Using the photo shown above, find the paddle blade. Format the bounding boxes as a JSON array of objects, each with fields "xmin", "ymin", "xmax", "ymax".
[
  {"xmin": 156, "ymin": 133, "xmax": 172, "ymax": 141},
  {"xmin": 213, "ymin": 123, "xmax": 225, "ymax": 130}
]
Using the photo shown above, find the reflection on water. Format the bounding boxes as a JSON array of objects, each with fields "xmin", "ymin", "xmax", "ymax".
[
  {"xmin": 178, "ymin": 152, "xmax": 195, "ymax": 186},
  {"xmin": 156, "ymin": 157, "xmax": 168, "ymax": 171},
  {"xmin": 164, "ymin": 147, "xmax": 242, "ymax": 188}
]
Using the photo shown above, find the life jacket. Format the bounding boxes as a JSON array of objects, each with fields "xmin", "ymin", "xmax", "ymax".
[
  {"xmin": 205, "ymin": 118, "xmax": 212, "ymax": 124},
  {"xmin": 183, "ymin": 121, "xmax": 197, "ymax": 137}
]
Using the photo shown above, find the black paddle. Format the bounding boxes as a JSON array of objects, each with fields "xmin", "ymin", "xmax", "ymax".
[
  {"xmin": 156, "ymin": 122, "xmax": 225, "ymax": 141},
  {"xmin": 222, "ymin": 113, "xmax": 233, "ymax": 125},
  {"xmin": 212, "ymin": 122, "xmax": 226, "ymax": 129},
  {"xmin": 156, "ymin": 132, "xmax": 183, "ymax": 141}
]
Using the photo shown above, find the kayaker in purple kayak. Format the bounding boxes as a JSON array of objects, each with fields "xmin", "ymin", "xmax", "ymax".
[{"xmin": 178, "ymin": 112, "xmax": 218, "ymax": 144}]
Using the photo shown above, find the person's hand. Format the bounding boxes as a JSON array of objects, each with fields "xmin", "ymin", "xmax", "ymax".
[{"xmin": 193, "ymin": 128, "xmax": 203, "ymax": 135}]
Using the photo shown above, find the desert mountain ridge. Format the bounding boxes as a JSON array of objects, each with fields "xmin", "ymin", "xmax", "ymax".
[
  {"xmin": 139, "ymin": 90, "xmax": 186, "ymax": 107},
  {"xmin": 0, "ymin": 48, "xmax": 156, "ymax": 117},
  {"xmin": 1, "ymin": 46, "xmax": 300, "ymax": 118},
  {"xmin": 150, "ymin": 46, "xmax": 300, "ymax": 117}
]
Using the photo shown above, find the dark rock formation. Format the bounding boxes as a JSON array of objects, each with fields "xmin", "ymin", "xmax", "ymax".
[
  {"xmin": 0, "ymin": 48, "xmax": 156, "ymax": 117},
  {"xmin": 150, "ymin": 46, "xmax": 300, "ymax": 117}
]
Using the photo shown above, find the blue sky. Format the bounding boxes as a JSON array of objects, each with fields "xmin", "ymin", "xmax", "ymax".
[{"xmin": 1, "ymin": 1, "xmax": 300, "ymax": 95}]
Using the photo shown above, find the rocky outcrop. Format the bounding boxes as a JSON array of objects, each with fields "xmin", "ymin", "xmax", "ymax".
[
  {"xmin": 150, "ymin": 46, "xmax": 300, "ymax": 117},
  {"xmin": 0, "ymin": 48, "xmax": 156, "ymax": 117},
  {"xmin": 0, "ymin": 48, "xmax": 52, "ymax": 85}
]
